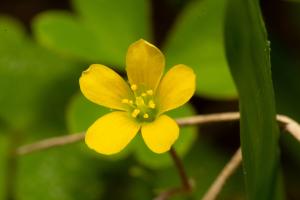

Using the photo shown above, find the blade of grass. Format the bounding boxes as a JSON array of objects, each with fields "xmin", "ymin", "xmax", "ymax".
[{"xmin": 224, "ymin": 0, "xmax": 283, "ymax": 199}]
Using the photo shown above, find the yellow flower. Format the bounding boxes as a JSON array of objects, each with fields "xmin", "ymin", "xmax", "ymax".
[{"xmin": 79, "ymin": 39, "xmax": 196, "ymax": 155}]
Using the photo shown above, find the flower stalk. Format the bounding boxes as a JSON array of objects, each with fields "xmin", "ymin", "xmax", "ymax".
[
  {"xmin": 154, "ymin": 148, "xmax": 192, "ymax": 200},
  {"xmin": 169, "ymin": 147, "xmax": 192, "ymax": 192}
]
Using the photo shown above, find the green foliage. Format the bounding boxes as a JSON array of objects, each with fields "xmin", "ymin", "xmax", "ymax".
[
  {"xmin": 33, "ymin": 0, "xmax": 237, "ymax": 100},
  {"xmin": 67, "ymin": 93, "xmax": 110, "ymax": 133},
  {"xmin": 0, "ymin": 134, "xmax": 8, "ymax": 199},
  {"xmin": 16, "ymin": 144, "xmax": 104, "ymax": 200},
  {"xmin": 1, "ymin": 0, "xmax": 299, "ymax": 199},
  {"xmin": 0, "ymin": 16, "xmax": 100, "ymax": 200},
  {"xmin": 164, "ymin": 0, "xmax": 237, "ymax": 99},
  {"xmin": 33, "ymin": 0, "xmax": 151, "ymax": 68},
  {"xmin": 33, "ymin": 11, "xmax": 105, "ymax": 62},
  {"xmin": 0, "ymin": 16, "xmax": 77, "ymax": 130},
  {"xmin": 225, "ymin": 0, "xmax": 282, "ymax": 199}
]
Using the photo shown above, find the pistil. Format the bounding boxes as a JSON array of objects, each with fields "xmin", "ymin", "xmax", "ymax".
[{"xmin": 122, "ymin": 84, "xmax": 158, "ymax": 122}]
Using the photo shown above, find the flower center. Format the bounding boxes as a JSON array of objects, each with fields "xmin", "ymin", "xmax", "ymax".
[{"xmin": 122, "ymin": 84, "xmax": 157, "ymax": 122}]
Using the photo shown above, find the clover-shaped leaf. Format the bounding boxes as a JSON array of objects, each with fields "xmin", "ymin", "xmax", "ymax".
[
  {"xmin": 164, "ymin": 0, "xmax": 237, "ymax": 98},
  {"xmin": 0, "ymin": 16, "xmax": 76, "ymax": 130},
  {"xmin": 33, "ymin": 0, "xmax": 151, "ymax": 68},
  {"xmin": 17, "ymin": 144, "xmax": 105, "ymax": 200}
]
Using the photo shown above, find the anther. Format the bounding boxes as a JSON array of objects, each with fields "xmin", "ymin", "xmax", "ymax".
[
  {"xmin": 131, "ymin": 109, "xmax": 140, "ymax": 118},
  {"xmin": 135, "ymin": 96, "xmax": 145, "ymax": 106},
  {"xmin": 131, "ymin": 84, "xmax": 137, "ymax": 91},
  {"xmin": 146, "ymin": 90, "xmax": 153, "ymax": 95},
  {"xmin": 129, "ymin": 100, "xmax": 133, "ymax": 104},
  {"xmin": 143, "ymin": 113, "xmax": 149, "ymax": 119},
  {"xmin": 141, "ymin": 93, "xmax": 147, "ymax": 97},
  {"xmin": 148, "ymin": 100, "xmax": 156, "ymax": 109},
  {"xmin": 122, "ymin": 99, "xmax": 129, "ymax": 104}
]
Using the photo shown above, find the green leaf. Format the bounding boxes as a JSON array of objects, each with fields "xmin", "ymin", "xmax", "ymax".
[
  {"xmin": 0, "ymin": 134, "xmax": 8, "ymax": 199},
  {"xmin": 67, "ymin": 93, "xmax": 110, "ymax": 133},
  {"xmin": 33, "ymin": 11, "xmax": 105, "ymax": 62},
  {"xmin": 33, "ymin": 0, "xmax": 151, "ymax": 68},
  {"xmin": 16, "ymin": 144, "xmax": 104, "ymax": 200},
  {"xmin": 164, "ymin": 0, "xmax": 237, "ymax": 99},
  {"xmin": 0, "ymin": 16, "xmax": 76, "ymax": 130},
  {"xmin": 0, "ymin": 16, "xmax": 26, "ymax": 41},
  {"xmin": 225, "ymin": 1, "xmax": 281, "ymax": 199},
  {"xmin": 134, "ymin": 104, "xmax": 197, "ymax": 169}
]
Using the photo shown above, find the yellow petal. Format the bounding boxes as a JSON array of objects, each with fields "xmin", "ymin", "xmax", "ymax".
[
  {"xmin": 141, "ymin": 115, "xmax": 179, "ymax": 153},
  {"xmin": 80, "ymin": 64, "xmax": 132, "ymax": 110},
  {"xmin": 85, "ymin": 111, "xmax": 140, "ymax": 155},
  {"xmin": 157, "ymin": 64, "xmax": 196, "ymax": 114},
  {"xmin": 126, "ymin": 39, "xmax": 165, "ymax": 91}
]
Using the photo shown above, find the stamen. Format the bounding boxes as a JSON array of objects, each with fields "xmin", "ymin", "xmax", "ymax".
[
  {"xmin": 131, "ymin": 84, "xmax": 137, "ymax": 91},
  {"xmin": 141, "ymin": 93, "xmax": 147, "ymax": 97},
  {"xmin": 148, "ymin": 100, "xmax": 156, "ymax": 109},
  {"xmin": 143, "ymin": 113, "xmax": 149, "ymax": 119},
  {"xmin": 129, "ymin": 100, "xmax": 133, "ymax": 104},
  {"xmin": 131, "ymin": 109, "xmax": 140, "ymax": 118},
  {"xmin": 122, "ymin": 99, "xmax": 129, "ymax": 104},
  {"xmin": 146, "ymin": 90, "xmax": 153, "ymax": 95},
  {"xmin": 135, "ymin": 96, "xmax": 145, "ymax": 106}
]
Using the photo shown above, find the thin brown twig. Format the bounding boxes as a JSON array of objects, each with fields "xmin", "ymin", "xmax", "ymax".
[
  {"xmin": 154, "ymin": 148, "xmax": 193, "ymax": 200},
  {"xmin": 16, "ymin": 112, "xmax": 300, "ymax": 155},
  {"xmin": 200, "ymin": 114, "xmax": 300, "ymax": 200},
  {"xmin": 16, "ymin": 132, "xmax": 85, "ymax": 155},
  {"xmin": 201, "ymin": 148, "xmax": 242, "ymax": 200},
  {"xmin": 176, "ymin": 112, "xmax": 240, "ymax": 126},
  {"xmin": 277, "ymin": 115, "xmax": 300, "ymax": 142},
  {"xmin": 14, "ymin": 112, "xmax": 300, "ymax": 200},
  {"xmin": 15, "ymin": 112, "xmax": 240, "ymax": 155}
]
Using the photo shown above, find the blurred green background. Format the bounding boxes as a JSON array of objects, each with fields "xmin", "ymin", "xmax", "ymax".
[{"xmin": 0, "ymin": 0, "xmax": 299, "ymax": 199}]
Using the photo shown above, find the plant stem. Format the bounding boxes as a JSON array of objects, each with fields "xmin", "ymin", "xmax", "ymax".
[
  {"xmin": 169, "ymin": 147, "xmax": 192, "ymax": 191},
  {"xmin": 154, "ymin": 148, "xmax": 192, "ymax": 200}
]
